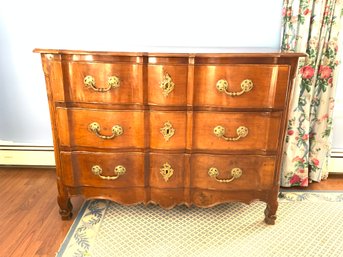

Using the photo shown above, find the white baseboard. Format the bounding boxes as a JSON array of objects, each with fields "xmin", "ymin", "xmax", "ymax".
[
  {"xmin": 329, "ymin": 158, "xmax": 343, "ymax": 173},
  {"xmin": 0, "ymin": 146, "xmax": 55, "ymax": 166},
  {"xmin": 329, "ymin": 150, "xmax": 343, "ymax": 173}
]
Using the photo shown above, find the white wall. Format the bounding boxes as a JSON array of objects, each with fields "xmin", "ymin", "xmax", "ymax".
[{"xmin": 0, "ymin": 0, "xmax": 284, "ymax": 146}]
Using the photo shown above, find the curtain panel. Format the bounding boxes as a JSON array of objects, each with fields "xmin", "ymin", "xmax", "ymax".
[{"xmin": 280, "ymin": 0, "xmax": 343, "ymax": 187}]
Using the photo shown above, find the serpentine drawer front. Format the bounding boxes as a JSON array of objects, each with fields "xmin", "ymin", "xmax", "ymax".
[
  {"xmin": 34, "ymin": 48, "xmax": 305, "ymax": 225},
  {"xmin": 194, "ymin": 64, "xmax": 290, "ymax": 108}
]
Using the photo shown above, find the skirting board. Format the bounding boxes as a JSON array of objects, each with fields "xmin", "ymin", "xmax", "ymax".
[
  {"xmin": 0, "ymin": 146, "xmax": 342, "ymax": 172},
  {"xmin": 0, "ymin": 146, "xmax": 55, "ymax": 166}
]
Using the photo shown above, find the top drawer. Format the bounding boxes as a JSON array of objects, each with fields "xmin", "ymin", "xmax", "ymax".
[
  {"xmin": 194, "ymin": 65, "xmax": 290, "ymax": 109},
  {"xmin": 52, "ymin": 61, "xmax": 144, "ymax": 104},
  {"xmin": 148, "ymin": 64, "xmax": 188, "ymax": 106},
  {"xmin": 147, "ymin": 56, "xmax": 189, "ymax": 106}
]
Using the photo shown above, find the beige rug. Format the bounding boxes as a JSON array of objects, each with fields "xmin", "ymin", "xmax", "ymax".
[{"xmin": 56, "ymin": 191, "xmax": 343, "ymax": 257}]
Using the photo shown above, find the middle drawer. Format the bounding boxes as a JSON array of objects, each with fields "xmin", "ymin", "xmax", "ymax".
[
  {"xmin": 56, "ymin": 107, "xmax": 145, "ymax": 149},
  {"xmin": 193, "ymin": 111, "xmax": 282, "ymax": 152},
  {"xmin": 150, "ymin": 111, "xmax": 187, "ymax": 150}
]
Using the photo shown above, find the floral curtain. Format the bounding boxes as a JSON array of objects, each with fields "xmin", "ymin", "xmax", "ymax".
[{"xmin": 280, "ymin": 0, "xmax": 343, "ymax": 187}]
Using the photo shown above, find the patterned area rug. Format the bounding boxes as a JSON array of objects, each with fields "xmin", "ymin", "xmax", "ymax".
[{"xmin": 56, "ymin": 191, "xmax": 343, "ymax": 257}]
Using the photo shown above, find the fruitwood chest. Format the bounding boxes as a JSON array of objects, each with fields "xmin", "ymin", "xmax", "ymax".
[{"xmin": 35, "ymin": 48, "xmax": 304, "ymax": 224}]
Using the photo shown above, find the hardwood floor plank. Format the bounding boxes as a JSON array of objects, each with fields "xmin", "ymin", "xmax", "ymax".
[{"xmin": 10, "ymin": 233, "xmax": 42, "ymax": 257}]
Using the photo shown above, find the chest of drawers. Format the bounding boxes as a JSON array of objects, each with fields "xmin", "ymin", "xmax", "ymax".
[{"xmin": 35, "ymin": 48, "xmax": 304, "ymax": 224}]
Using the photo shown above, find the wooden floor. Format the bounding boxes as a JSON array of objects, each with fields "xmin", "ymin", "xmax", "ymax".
[
  {"xmin": 0, "ymin": 167, "xmax": 83, "ymax": 257},
  {"xmin": 0, "ymin": 167, "xmax": 342, "ymax": 257}
]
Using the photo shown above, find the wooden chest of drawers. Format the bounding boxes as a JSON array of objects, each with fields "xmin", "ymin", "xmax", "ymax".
[{"xmin": 35, "ymin": 48, "xmax": 304, "ymax": 224}]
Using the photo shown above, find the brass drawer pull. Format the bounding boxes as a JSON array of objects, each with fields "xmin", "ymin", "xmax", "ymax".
[
  {"xmin": 208, "ymin": 167, "xmax": 242, "ymax": 183},
  {"xmin": 213, "ymin": 125, "xmax": 248, "ymax": 141},
  {"xmin": 160, "ymin": 73, "xmax": 175, "ymax": 97},
  {"xmin": 88, "ymin": 122, "xmax": 123, "ymax": 140},
  {"xmin": 92, "ymin": 165, "xmax": 126, "ymax": 180},
  {"xmin": 216, "ymin": 79, "xmax": 253, "ymax": 96},
  {"xmin": 84, "ymin": 75, "xmax": 120, "ymax": 92}
]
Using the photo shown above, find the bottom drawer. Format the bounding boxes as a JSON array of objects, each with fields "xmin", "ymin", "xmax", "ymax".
[
  {"xmin": 60, "ymin": 151, "xmax": 145, "ymax": 188},
  {"xmin": 190, "ymin": 154, "xmax": 276, "ymax": 191},
  {"xmin": 149, "ymin": 153, "xmax": 186, "ymax": 188}
]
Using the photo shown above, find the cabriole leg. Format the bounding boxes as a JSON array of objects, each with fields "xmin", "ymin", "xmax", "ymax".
[
  {"xmin": 264, "ymin": 200, "xmax": 278, "ymax": 225},
  {"xmin": 57, "ymin": 195, "xmax": 73, "ymax": 220}
]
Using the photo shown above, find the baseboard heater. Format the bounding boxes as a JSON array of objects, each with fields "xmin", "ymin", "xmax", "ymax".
[
  {"xmin": 0, "ymin": 145, "xmax": 55, "ymax": 166},
  {"xmin": 330, "ymin": 150, "xmax": 343, "ymax": 173}
]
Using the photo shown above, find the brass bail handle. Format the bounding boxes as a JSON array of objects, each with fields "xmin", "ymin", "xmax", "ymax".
[
  {"xmin": 88, "ymin": 122, "xmax": 123, "ymax": 140},
  {"xmin": 92, "ymin": 165, "xmax": 126, "ymax": 180},
  {"xmin": 84, "ymin": 75, "xmax": 120, "ymax": 92},
  {"xmin": 216, "ymin": 79, "xmax": 253, "ymax": 96},
  {"xmin": 208, "ymin": 167, "xmax": 243, "ymax": 183},
  {"xmin": 213, "ymin": 125, "xmax": 248, "ymax": 141}
]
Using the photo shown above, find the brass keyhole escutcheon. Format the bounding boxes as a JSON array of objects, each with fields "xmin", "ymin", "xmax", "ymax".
[
  {"xmin": 160, "ymin": 73, "xmax": 175, "ymax": 97},
  {"xmin": 160, "ymin": 162, "xmax": 174, "ymax": 182},
  {"xmin": 160, "ymin": 121, "xmax": 175, "ymax": 142}
]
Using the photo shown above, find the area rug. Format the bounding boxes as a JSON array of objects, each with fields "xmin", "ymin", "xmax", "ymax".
[{"xmin": 56, "ymin": 191, "xmax": 343, "ymax": 257}]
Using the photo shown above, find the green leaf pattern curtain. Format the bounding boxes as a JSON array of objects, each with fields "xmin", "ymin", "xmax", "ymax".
[{"xmin": 281, "ymin": 0, "xmax": 343, "ymax": 187}]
